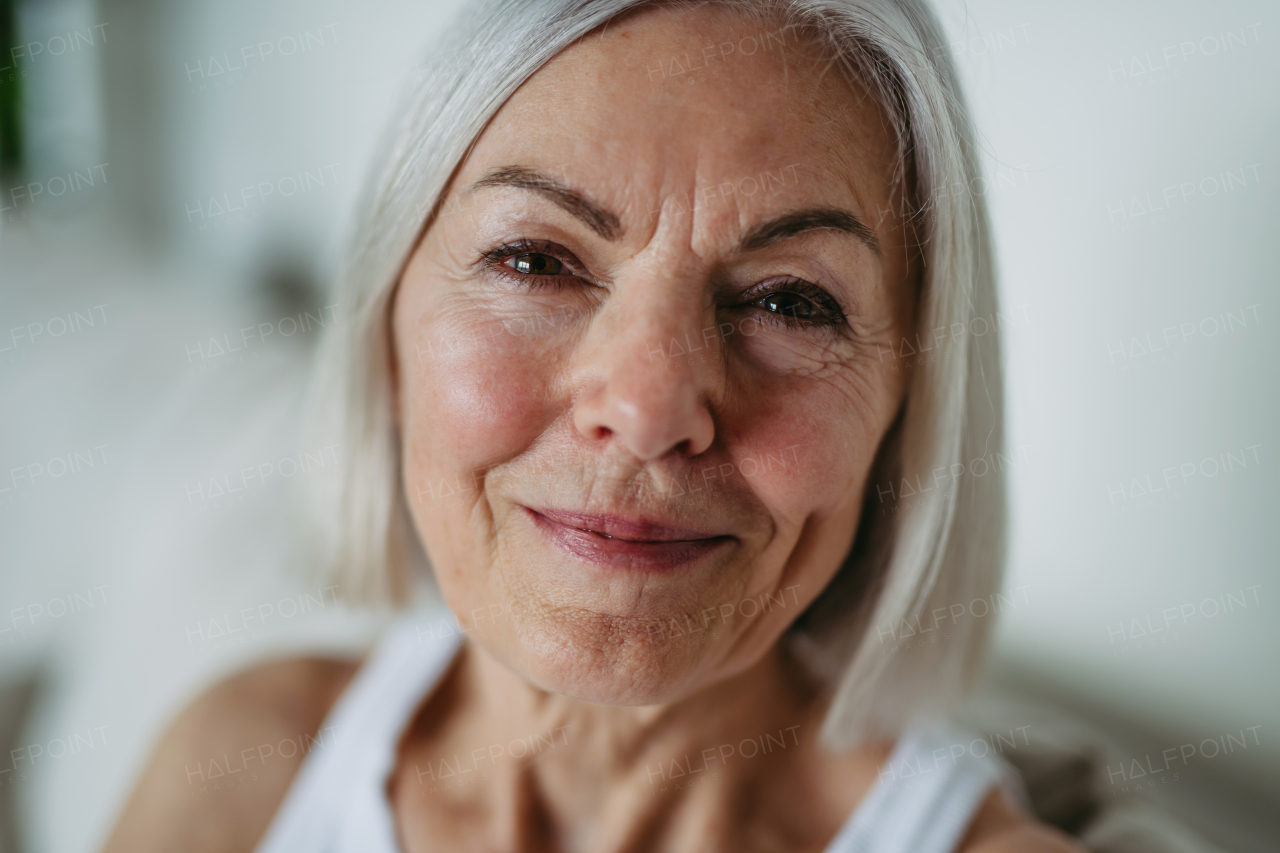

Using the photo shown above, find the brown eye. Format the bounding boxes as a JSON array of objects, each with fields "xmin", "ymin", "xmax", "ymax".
[
  {"xmin": 759, "ymin": 291, "xmax": 815, "ymax": 320},
  {"xmin": 512, "ymin": 253, "xmax": 563, "ymax": 275}
]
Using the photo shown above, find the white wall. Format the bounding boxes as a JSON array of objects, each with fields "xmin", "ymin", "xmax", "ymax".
[{"xmin": 929, "ymin": 0, "xmax": 1279, "ymax": 801}]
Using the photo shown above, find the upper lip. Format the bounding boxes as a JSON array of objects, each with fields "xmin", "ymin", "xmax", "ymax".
[{"xmin": 526, "ymin": 506, "xmax": 732, "ymax": 543}]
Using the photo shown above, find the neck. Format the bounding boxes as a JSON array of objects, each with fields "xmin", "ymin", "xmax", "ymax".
[{"xmin": 397, "ymin": 637, "xmax": 885, "ymax": 852}]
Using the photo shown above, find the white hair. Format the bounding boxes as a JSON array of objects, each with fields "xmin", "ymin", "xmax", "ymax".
[{"xmin": 303, "ymin": 0, "xmax": 1005, "ymax": 748}]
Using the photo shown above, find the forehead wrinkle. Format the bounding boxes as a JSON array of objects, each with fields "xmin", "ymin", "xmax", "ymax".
[
  {"xmin": 472, "ymin": 6, "xmax": 901, "ymax": 269},
  {"xmin": 682, "ymin": 147, "xmax": 742, "ymax": 265}
]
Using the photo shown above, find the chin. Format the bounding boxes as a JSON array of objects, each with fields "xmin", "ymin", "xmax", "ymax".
[{"xmin": 502, "ymin": 607, "xmax": 714, "ymax": 705}]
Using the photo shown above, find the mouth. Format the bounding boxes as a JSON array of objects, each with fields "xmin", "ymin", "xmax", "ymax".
[{"xmin": 521, "ymin": 506, "xmax": 736, "ymax": 570}]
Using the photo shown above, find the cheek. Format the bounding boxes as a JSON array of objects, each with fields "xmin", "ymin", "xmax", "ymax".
[
  {"xmin": 724, "ymin": 368, "xmax": 896, "ymax": 523},
  {"xmin": 401, "ymin": 310, "xmax": 553, "ymax": 480}
]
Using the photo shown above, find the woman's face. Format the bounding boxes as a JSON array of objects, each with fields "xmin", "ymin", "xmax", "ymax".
[{"xmin": 392, "ymin": 5, "xmax": 915, "ymax": 705}]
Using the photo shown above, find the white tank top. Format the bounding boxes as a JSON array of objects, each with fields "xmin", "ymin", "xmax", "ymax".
[{"xmin": 255, "ymin": 608, "xmax": 1026, "ymax": 853}]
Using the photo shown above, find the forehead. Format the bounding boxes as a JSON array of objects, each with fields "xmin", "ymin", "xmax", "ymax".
[{"xmin": 459, "ymin": 5, "xmax": 900, "ymax": 231}]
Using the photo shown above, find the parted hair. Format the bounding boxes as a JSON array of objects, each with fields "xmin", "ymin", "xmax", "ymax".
[{"xmin": 302, "ymin": 0, "xmax": 1006, "ymax": 748}]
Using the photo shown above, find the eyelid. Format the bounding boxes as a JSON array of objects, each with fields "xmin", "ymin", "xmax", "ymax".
[
  {"xmin": 477, "ymin": 238, "xmax": 591, "ymax": 281},
  {"xmin": 738, "ymin": 277, "xmax": 848, "ymax": 326},
  {"xmin": 478, "ymin": 240, "xmax": 848, "ymax": 329}
]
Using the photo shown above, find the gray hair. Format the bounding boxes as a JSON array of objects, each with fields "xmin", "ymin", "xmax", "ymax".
[{"xmin": 303, "ymin": 0, "xmax": 1005, "ymax": 748}]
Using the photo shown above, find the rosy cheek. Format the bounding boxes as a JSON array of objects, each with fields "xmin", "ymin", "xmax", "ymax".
[
  {"xmin": 409, "ymin": 319, "xmax": 554, "ymax": 478},
  {"xmin": 724, "ymin": 388, "xmax": 871, "ymax": 518}
]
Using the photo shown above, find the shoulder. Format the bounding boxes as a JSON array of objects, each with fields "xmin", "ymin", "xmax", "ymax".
[
  {"xmin": 959, "ymin": 787, "xmax": 1088, "ymax": 853},
  {"xmin": 100, "ymin": 655, "xmax": 361, "ymax": 853}
]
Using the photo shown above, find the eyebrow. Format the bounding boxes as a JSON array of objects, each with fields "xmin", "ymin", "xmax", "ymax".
[
  {"xmin": 469, "ymin": 165, "xmax": 622, "ymax": 240},
  {"xmin": 468, "ymin": 165, "xmax": 881, "ymax": 256},
  {"xmin": 740, "ymin": 207, "xmax": 881, "ymax": 257}
]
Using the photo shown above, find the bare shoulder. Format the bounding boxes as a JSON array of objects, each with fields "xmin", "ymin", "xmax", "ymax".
[
  {"xmin": 960, "ymin": 787, "xmax": 1089, "ymax": 853},
  {"xmin": 100, "ymin": 655, "xmax": 361, "ymax": 853}
]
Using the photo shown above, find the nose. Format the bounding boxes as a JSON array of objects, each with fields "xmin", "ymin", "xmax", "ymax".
[{"xmin": 572, "ymin": 275, "xmax": 719, "ymax": 461}]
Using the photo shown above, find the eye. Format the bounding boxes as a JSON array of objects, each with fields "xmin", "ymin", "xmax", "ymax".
[
  {"xmin": 479, "ymin": 239, "xmax": 584, "ymax": 290},
  {"xmin": 511, "ymin": 252, "xmax": 563, "ymax": 276},
  {"xmin": 741, "ymin": 278, "xmax": 846, "ymax": 329},
  {"xmin": 757, "ymin": 291, "xmax": 816, "ymax": 321}
]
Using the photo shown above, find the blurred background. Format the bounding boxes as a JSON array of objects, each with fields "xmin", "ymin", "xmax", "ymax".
[{"xmin": 0, "ymin": 0, "xmax": 1275, "ymax": 850}]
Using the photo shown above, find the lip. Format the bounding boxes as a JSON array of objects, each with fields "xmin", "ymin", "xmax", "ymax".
[{"xmin": 521, "ymin": 506, "xmax": 735, "ymax": 570}]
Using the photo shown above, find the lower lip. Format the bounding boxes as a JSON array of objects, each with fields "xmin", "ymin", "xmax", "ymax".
[{"xmin": 521, "ymin": 507, "xmax": 734, "ymax": 571}]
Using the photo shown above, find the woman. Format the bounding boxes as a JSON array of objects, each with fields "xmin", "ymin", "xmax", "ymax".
[{"xmin": 103, "ymin": 0, "xmax": 1084, "ymax": 850}]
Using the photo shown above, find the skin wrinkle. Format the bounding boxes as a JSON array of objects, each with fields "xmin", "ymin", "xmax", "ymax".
[
  {"xmin": 499, "ymin": 444, "xmax": 718, "ymax": 665},
  {"xmin": 377, "ymin": 6, "xmax": 1073, "ymax": 853}
]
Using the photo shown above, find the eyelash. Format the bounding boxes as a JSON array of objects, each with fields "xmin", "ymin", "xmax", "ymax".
[
  {"xmin": 738, "ymin": 278, "xmax": 846, "ymax": 329},
  {"xmin": 480, "ymin": 239, "xmax": 584, "ymax": 291},
  {"xmin": 478, "ymin": 239, "xmax": 846, "ymax": 329}
]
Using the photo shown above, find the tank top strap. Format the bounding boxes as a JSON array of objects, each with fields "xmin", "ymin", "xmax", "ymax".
[
  {"xmin": 823, "ymin": 722, "xmax": 1028, "ymax": 853},
  {"xmin": 254, "ymin": 606, "xmax": 464, "ymax": 853}
]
